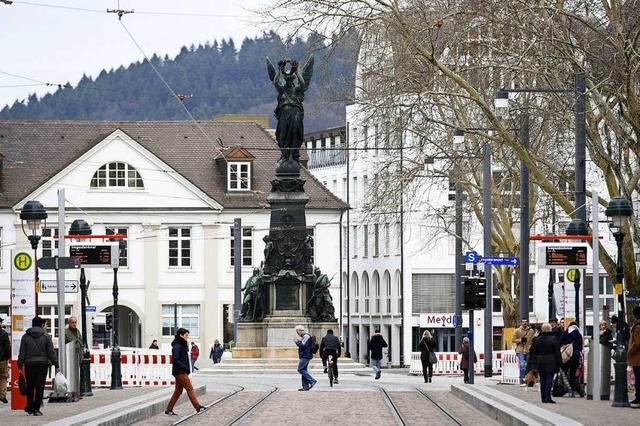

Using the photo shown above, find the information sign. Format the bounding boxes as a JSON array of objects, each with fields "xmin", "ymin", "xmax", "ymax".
[
  {"xmin": 537, "ymin": 244, "xmax": 588, "ymax": 269},
  {"xmin": 69, "ymin": 243, "xmax": 119, "ymax": 268}
]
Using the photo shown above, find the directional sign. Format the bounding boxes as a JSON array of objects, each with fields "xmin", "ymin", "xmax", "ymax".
[
  {"xmin": 465, "ymin": 251, "xmax": 479, "ymax": 264},
  {"xmin": 39, "ymin": 280, "xmax": 79, "ymax": 293},
  {"xmin": 37, "ymin": 256, "xmax": 81, "ymax": 270},
  {"xmin": 481, "ymin": 256, "xmax": 519, "ymax": 266},
  {"xmin": 85, "ymin": 305, "xmax": 97, "ymax": 313}
]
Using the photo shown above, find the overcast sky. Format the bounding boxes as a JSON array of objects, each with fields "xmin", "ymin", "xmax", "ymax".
[{"xmin": 0, "ymin": 0, "xmax": 271, "ymax": 109}]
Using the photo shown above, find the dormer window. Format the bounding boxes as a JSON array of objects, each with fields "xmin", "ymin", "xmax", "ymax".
[
  {"xmin": 91, "ymin": 162, "xmax": 144, "ymax": 189},
  {"xmin": 228, "ymin": 162, "xmax": 251, "ymax": 191}
]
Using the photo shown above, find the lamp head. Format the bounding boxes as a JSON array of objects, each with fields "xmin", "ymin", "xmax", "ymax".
[
  {"xmin": 605, "ymin": 196, "xmax": 633, "ymax": 229},
  {"xmin": 565, "ymin": 218, "xmax": 589, "ymax": 236},
  {"xmin": 69, "ymin": 219, "xmax": 92, "ymax": 241},
  {"xmin": 494, "ymin": 89, "xmax": 509, "ymax": 117},
  {"xmin": 20, "ymin": 200, "xmax": 47, "ymax": 231}
]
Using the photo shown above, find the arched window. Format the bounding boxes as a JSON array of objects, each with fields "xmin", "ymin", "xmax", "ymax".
[
  {"xmin": 363, "ymin": 272, "xmax": 370, "ymax": 314},
  {"xmin": 91, "ymin": 162, "xmax": 144, "ymax": 189}
]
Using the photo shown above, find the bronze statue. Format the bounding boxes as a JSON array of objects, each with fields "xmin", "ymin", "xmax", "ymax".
[
  {"xmin": 267, "ymin": 56, "xmax": 314, "ymax": 166},
  {"xmin": 308, "ymin": 267, "xmax": 336, "ymax": 321},
  {"xmin": 240, "ymin": 267, "xmax": 265, "ymax": 321}
]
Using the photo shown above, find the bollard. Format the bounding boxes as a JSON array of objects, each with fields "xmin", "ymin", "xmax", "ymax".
[
  {"xmin": 586, "ymin": 337, "xmax": 593, "ymax": 399},
  {"xmin": 601, "ymin": 308, "xmax": 612, "ymax": 400}
]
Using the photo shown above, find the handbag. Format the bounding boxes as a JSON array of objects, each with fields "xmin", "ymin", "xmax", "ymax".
[
  {"xmin": 18, "ymin": 371, "xmax": 27, "ymax": 395},
  {"xmin": 429, "ymin": 352, "xmax": 437, "ymax": 365},
  {"xmin": 561, "ymin": 343, "xmax": 573, "ymax": 364}
]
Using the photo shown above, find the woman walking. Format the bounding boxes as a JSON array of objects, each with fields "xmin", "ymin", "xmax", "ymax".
[
  {"xmin": 419, "ymin": 330, "xmax": 437, "ymax": 383},
  {"xmin": 529, "ymin": 323, "xmax": 562, "ymax": 403},
  {"xmin": 165, "ymin": 328, "xmax": 206, "ymax": 415},
  {"xmin": 458, "ymin": 337, "xmax": 476, "ymax": 383}
]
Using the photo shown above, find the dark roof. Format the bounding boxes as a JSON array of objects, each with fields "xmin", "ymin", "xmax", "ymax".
[{"xmin": 0, "ymin": 120, "xmax": 348, "ymax": 211}]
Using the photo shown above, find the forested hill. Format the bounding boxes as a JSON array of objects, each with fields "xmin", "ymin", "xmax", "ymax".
[{"xmin": 0, "ymin": 31, "xmax": 358, "ymax": 132}]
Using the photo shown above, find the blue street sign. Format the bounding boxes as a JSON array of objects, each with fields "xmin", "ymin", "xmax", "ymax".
[
  {"xmin": 465, "ymin": 251, "xmax": 479, "ymax": 264},
  {"xmin": 85, "ymin": 305, "xmax": 97, "ymax": 312},
  {"xmin": 481, "ymin": 256, "xmax": 519, "ymax": 266},
  {"xmin": 452, "ymin": 314, "xmax": 458, "ymax": 328}
]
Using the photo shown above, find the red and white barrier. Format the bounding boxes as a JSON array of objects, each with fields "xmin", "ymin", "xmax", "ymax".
[
  {"xmin": 409, "ymin": 350, "xmax": 509, "ymax": 376},
  {"xmin": 84, "ymin": 348, "xmax": 175, "ymax": 387}
]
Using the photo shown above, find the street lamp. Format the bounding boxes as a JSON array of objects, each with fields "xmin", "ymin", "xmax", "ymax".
[
  {"xmin": 68, "ymin": 219, "xmax": 93, "ymax": 397},
  {"xmin": 20, "ymin": 200, "xmax": 48, "ymax": 249},
  {"xmin": 110, "ymin": 238, "xmax": 126, "ymax": 390},
  {"xmin": 605, "ymin": 195, "xmax": 633, "ymax": 407},
  {"xmin": 565, "ymin": 218, "xmax": 589, "ymax": 328}
]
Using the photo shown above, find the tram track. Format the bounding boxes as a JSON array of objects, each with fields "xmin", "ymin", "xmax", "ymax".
[{"xmin": 378, "ymin": 386, "xmax": 463, "ymax": 426}]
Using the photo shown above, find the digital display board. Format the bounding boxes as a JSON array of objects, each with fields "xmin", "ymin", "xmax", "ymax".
[
  {"xmin": 69, "ymin": 243, "xmax": 119, "ymax": 268},
  {"xmin": 544, "ymin": 246, "xmax": 587, "ymax": 267}
]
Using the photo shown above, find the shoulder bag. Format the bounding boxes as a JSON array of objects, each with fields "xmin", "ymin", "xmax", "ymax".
[
  {"xmin": 561, "ymin": 343, "xmax": 573, "ymax": 364},
  {"xmin": 429, "ymin": 351, "xmax": 437, "ymax": 365}
]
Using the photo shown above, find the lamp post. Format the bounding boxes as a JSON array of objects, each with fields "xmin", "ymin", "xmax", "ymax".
[
  {"xmin": 20, "ymin": 200, "xmax": 48, "ymax": 250},
  {"xmin": 566, "ymin": 218, "xmax": 589, "ymax": 328},
  {"xmin": 605, "ymin": 196, "xmax": 633, "ymax": 407},
  {"xmin": 110, "ymin": 238, "xmax": 125, "ymax": 390},
  {"xmin": 69, "ymin": 219, "xmax": 93, "ymax": 397}
]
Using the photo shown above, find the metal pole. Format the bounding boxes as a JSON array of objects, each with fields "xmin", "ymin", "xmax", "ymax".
[
  {"xmin": 574, "ymin": 72, "xmax": 586, "ymax": 222},
  {"xmin": 591, "ymin": 190, "xmax": 601, "ymax": 401},
  {"xmin": 454, "ymin": 179, "xmax": 463, "ymax": 347},
  {"xmin": 79, "ymin": 268, "xmax": 92, "ymax": 396},
  {"xmin": 482, "ymin": 143, "xmax": 493, "ymax": 377},
  {"xmin": 110, "ymin": 266, "xmax": 122, "ymax": 390},
  {"xmin": 468, "ymin": 309, "xmax": 474, "ymax": 384},
  {"xmin": 233, "ymin": 218, "xmax": 242, "ymax": 347},
  {"xmin": 345, "ymin": 123, "xmax": 351, "ymax": 358},
  {"xmin": 612, "ymin": 229, "xmax": 630, "ymax": 407},
  {"xmin": 56, "ymin": 189, "xmax": 66, "ymax": 377},
  {"xmin": 519, "ymin": 114, "xmax": 530, "ymax": 322}
]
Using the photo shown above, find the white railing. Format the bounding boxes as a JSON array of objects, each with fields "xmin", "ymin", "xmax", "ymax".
[{"xmin": 409, "ymin": 350, "xmax": 511, "ymax": 378}]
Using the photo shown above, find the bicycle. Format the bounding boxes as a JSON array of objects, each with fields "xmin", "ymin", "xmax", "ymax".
[{"xmin": 327, "ymin": 354, "xmax": 335, "ymax": 387}]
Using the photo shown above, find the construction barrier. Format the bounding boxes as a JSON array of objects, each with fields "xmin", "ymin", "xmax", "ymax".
[
  {"xmin": 409, "ymin": 350, "xmax": 509, "ymax": 376},
  {"xmin": 45, "ymin": 348, "xmax": 175, "ymax": 387}
]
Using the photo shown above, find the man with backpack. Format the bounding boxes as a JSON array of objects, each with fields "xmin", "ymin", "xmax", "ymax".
[
  {"xmin": 368, "ymin": 330, "xmax": 388, "ymax": 380},
  {"xmin": 320, "ymin": 329, "xmax": 341, "ymax": 384},
  {"xmin": 293, "ymin": 325, "xmax": 316, "ymax": 391}
]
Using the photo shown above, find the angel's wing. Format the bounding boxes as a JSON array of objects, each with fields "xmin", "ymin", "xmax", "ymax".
[
  {"xmin": 300, "ymin": 56, "xmax": 314, "ymax": 90},
  {"xmin": 266, "ymin": 56, "xmax": 277, "ymax": 82}
]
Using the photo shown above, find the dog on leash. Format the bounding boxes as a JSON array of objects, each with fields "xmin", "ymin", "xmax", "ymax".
[{"xmin": 524, "ymin": 370, "xmax": 540, "ymax": 391}]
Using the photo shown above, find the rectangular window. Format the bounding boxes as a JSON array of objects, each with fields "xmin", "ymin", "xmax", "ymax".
[
  {"xmin": 363, "ymin": 125, "xmax": 369, "ymax": 152},
  {"xmin": 352, "ymin": 176, "xmax": 358, "ymax": 208},
  {"xmin": 41, "ymin": 228, "xmax": 59, "ymax": 258},
  {"xmin": 37, "ymin": 305, "xmax": 72, "ymax": 340},
  {"xmin": 342, "ymin": 226, "xmax": 348, "ymax": 259},
  {"xmin": 228, "ymin": 162, "xmax": 251, "ymax": 191},
  {"xmin": 373, "ymin": 224, "xmax": 380, "ymax": 257},
  {"xmin": 384, "ymin": 223, "xmax": 390, "ymax": 256},
  {"xmin": 162, "ymin": 304, "xmax": 200, "ymax": 337},
  {"xmin": 374, "ymin": 124, "xmax": 379, "ymax": 155},
  {"xmin": 352, "ymin": 225, "xmax": 358, "ymax": 258},
  {"xmin": 106, "ymin": 227, "xmax": 128, "ymax": 267},
  {"xmin": 230, "ymin": 227, "xmax": 253, "ymax": 266},
  {"xmin": 395, "ymin": 222, "xmax": 401, "ymax": 255},
  {"xmin": 363, "ymin": 224, "xmax": 369, "ymax": 258},
  {"xmin": 342, "ymin": 178, "xmax": 348, "ymax": 201},
  {"xmin": 168, "ymin": 227, "xmax": 191, "ymax": 267}
]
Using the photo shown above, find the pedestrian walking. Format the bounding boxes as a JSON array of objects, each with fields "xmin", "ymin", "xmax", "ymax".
[
  {"xmin": 560, "ymin": 321, "xmax": 584, "ymax": 397},
  {"xmin": 190, "ymin": 342, "xmax": 199, "ymax": 371},
  {"xmin": 419, "ymin": 330, "xmax": 437, "ymax": 383},
  {"xmin": 627, "ymin": 306, "xmax": 640, "ymax": 408},
  {"xmin": 165, "ymin": 328, "xmax": 206, "ymax": 415},
  {"xmin": 512, "ymin": 319, "xmax": 535, "ymax": 385},
  {"xmin": 209, "ymin": 339, "xmax": 224, "ymax": 364},
  {"xmin": 368, "ymin": 330, "xmax": 388, "ymax": 380},
  {"xmin": 320, "ymin": 329, "xmax": 341, "ymax": 384},
  {"xmin": 529, "ymin": 323, "xmax": 562, "ymax": 403},
  {"xmin": 17, "ymin": 316, "xmax": 60, "ymax": 416},
  {"xmin": 293, "ymin": 325, "xmax": 316, "ymax": 391},
  {"xmin": 0, "ymin": 317, "xmax": 10, "ymax": 404},
  {"xmin": 458, "ymin": 336, "xmax": 476, "ymax": 383}
]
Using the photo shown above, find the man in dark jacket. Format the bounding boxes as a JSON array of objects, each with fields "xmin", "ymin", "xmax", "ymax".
[
  {"xmin": 18, "ymin": 316, "xmax": 60, "ymax": 416},
  {"xmin": 320, "ymin": 329, "xmax": 341, "ymax": 384},
  {"xmin": 0, "ymin": 317, "xmax": 10, "ymax": 403},
  {"xmin": 529, "ymin": 323, "xmax": 562, "ymax": 403},
  {"xmin": 368, "ymin": 330, "xmax": 387, "ymax": 380},
  {"xmin": 293, "ymin": 324, "xmax": 316, "ymax": 391}
]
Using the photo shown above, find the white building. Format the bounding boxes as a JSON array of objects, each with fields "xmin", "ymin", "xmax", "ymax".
[{"xmin": 0, "ymin": 119, "xmax": 346, "ymax": 352}]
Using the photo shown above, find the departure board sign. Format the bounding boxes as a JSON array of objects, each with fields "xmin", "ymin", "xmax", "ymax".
[
  {"xmin": 537, "ymin": 244, "xmax": 588, "ymax": 268},
  {"xmin": 69, "ymin": 243, "xmax": 119, "ymax": 268}
]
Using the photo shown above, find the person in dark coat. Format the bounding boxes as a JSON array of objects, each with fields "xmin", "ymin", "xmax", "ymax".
[
  {"xmin": 0, "ymin": 317, "xmax": 10, "ymax": 404},
  {"xmin": 529, "ymin": 323, "xmax": 562, "ymax": 403},
  {"xmin": 368, "ymin": 330, "xmax": 388, "ymax": 380},
  {"xmin": 560, "ymin": 321, "xmax": 583, "ymax": 396},
  {"xmin": 209, "ymin": 339, "xmax": 224, "ymax": 364},
  {"xmin": 549, "ymin": 318, "xmax": 563, "ymax": 340},
  {"xmin": 419, "ymin": 330, "xmax": 437, "ymax": 383},
  {"xmin": 320, "ymin": 329, "xmax": 341, "ymax": 384},
  {"xmin": 164, "ymin": 328, "xmax": 206, "ymax": 415},
  {"xmin": 458, "ymin": 337, "xmax": 476, "ymax": 383},
  {"xmin": 149, "ymin": 339, "xmax": 160, "ymax": 349},
  {"xmin": 17, "ymin": 316, "xmax": 60, "ymax": 416}
]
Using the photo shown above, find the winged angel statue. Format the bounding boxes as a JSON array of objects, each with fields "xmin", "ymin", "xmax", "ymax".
[{"xmin": 267, "ymin": 56, "xmax": 314, "ymax": 165}]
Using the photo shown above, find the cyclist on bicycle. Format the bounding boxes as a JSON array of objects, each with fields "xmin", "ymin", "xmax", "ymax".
[{"xmin": 320, "ymin": 329, "xmax": 341, "ymax": 384}]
